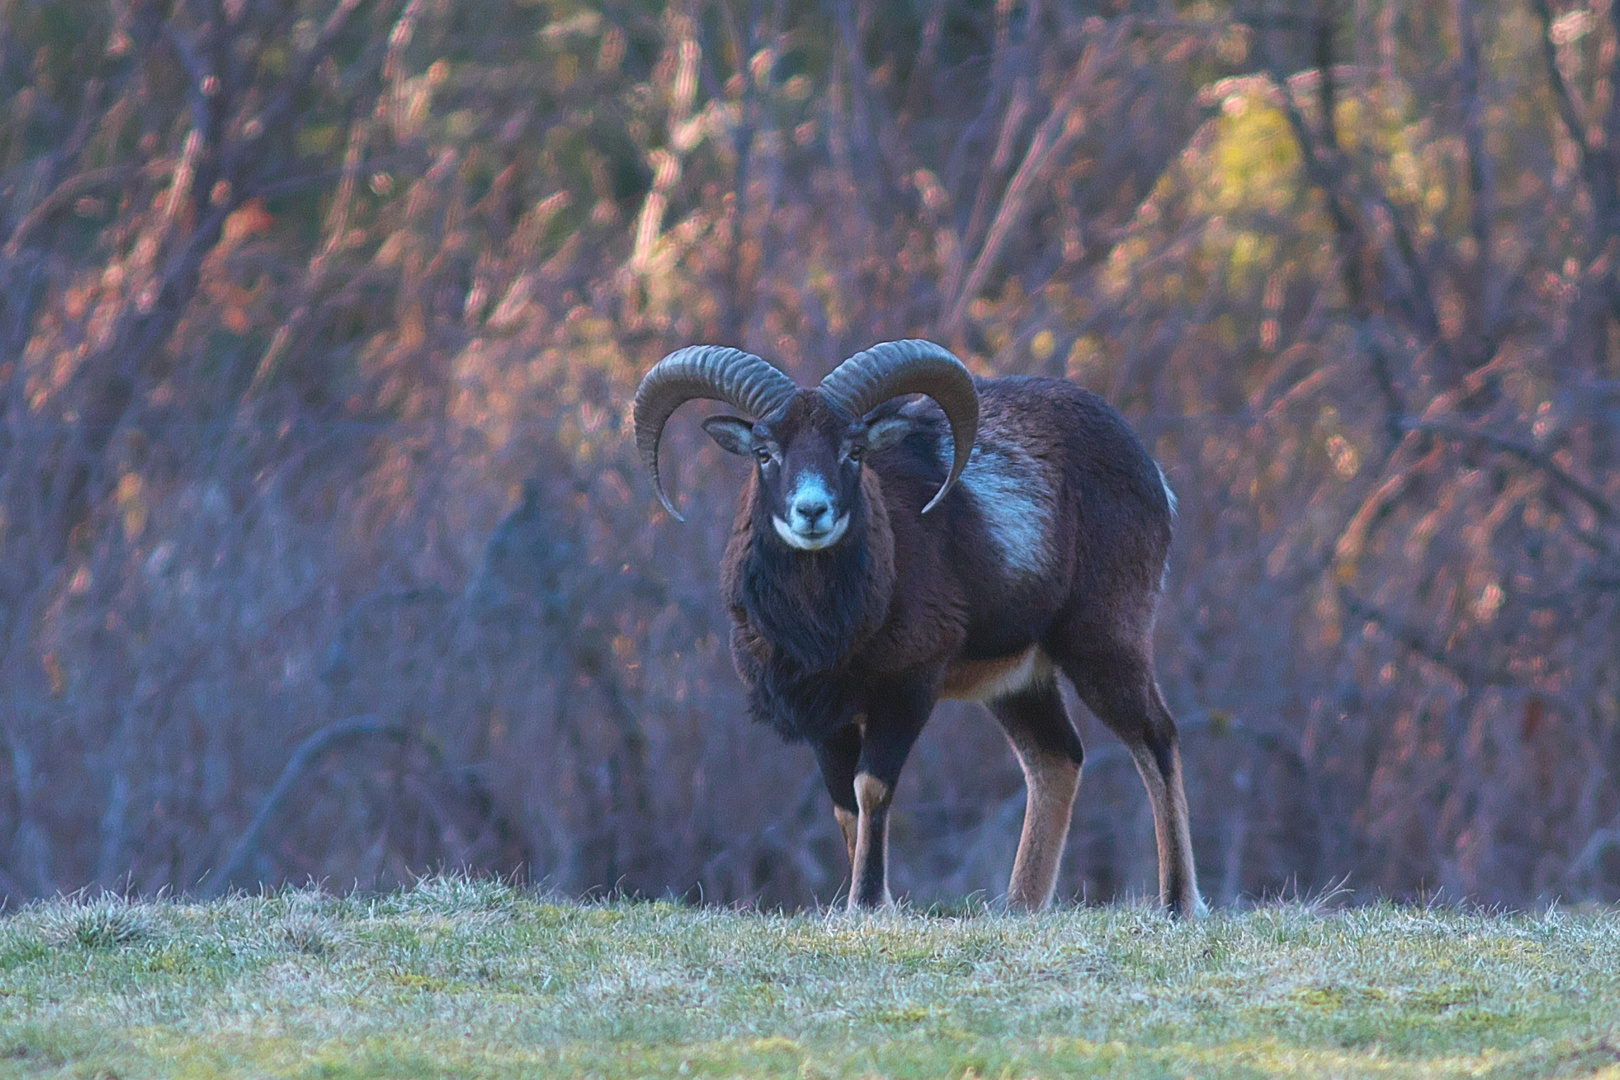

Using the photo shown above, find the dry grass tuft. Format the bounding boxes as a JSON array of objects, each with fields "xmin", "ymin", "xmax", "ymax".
[{"xmin": 37, "ymin": 895, "xmax": 156, "ymax": 951}]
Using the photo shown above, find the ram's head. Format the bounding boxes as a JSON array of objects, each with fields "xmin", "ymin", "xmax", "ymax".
[{"xmin": 633, "ymin": 341, "xmax": 979, "ymax": 549}]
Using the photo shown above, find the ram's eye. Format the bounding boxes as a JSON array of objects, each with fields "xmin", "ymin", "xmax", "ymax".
[
  {"xmin": 754, "ymin": 446, "xmax": 773, "ymax": 465},
  {"xmin": 847, "ymin": 446, "xmax": 863, "ymax": 463}
]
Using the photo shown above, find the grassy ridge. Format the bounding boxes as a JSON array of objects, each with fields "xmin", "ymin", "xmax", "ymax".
[{"xmin": 0, "ymin": 877, "xmax": 1616, "ymax": 1079}]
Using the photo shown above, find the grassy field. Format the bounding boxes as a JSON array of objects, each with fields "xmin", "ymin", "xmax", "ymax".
[{"xmin": 0, "ymin": 877, "xmax": 1616, "ymax": 1079}]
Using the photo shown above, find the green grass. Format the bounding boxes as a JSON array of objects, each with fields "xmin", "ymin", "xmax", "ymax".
[{"xmin": 0, "ymin": 878, "xmax": 1617, "ymax": 1078}]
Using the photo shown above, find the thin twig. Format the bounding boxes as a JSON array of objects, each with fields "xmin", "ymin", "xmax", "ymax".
[{"xmin": 0, "ymin": 166, "xmax": 144, "ymax": 258}]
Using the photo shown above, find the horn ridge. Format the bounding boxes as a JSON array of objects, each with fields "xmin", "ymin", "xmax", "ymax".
[
  {"xmin": 633, "ymin": 345, "xmax": 798, "ymax": 521},
  {"xmin": 820, "ymin": 339, "xmax": 979, "ymax": 513}
]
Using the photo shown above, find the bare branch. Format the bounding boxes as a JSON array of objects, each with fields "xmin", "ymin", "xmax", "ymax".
[
  {"xmin": 1339, "ymin": 586, "xmax": 1509, "ymax": 689},
  {"xmin": 943, "ymin": 19, "xmax": 1129, "ymax": 336},
  {"xmin": 1534, "ymin": 0, "xmax": 1620, "ymax": 249},
  {"xmin": 1453, "ymin": 0, "xmax": 1500, "ymax": 322},
  {"xmin": 1253, "ymin": 12, "xmax": 1448, "ymax": 359},
  {"xmin": 242, "ymin": 113, "xmax": 373, "ymax": 402},
  {"xmin": 223, "ymin": 0, "xmax": 372, "ymax": 178},
  {"xmin": 1531, "ymin": 0, "xmax": 1591, "ymax": 143},
  {"xmin": 1406, "ymin": 418, "xmax": 1619, "ymax": 528},
  {"xmin": 1359, "ymin": 324, "xmax": 1408, "ymax": 453},
  {"xmin": 161, "ymin": 21, "xmax": 214, "ymax": 136},
  {"xmin": 1247, "ymin": 13, "xmax": 1365, "ymax": 311},
  {"xmin": 1, "ymin": 165, "xmax": 143, "ymax": 258},
  {"xmin": 199, "ymin": 716, "xmax": 407, "ymax": 897},
  {"xmin": 900, "ymin": 0, "xmax": 948, "ymax": 120},
  {"xmin": 1313, "ymin": 10, "xmax": 1339, "ymax": 151}
]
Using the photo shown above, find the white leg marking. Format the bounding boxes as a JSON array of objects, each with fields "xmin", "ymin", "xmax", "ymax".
[
  {"xmin": 1007, "ymin": 741, "xmax": 1081, "ymax": 911},
  {"xmin": 850, "ymin": 773, "xmax": 894, "ymax": 908}
]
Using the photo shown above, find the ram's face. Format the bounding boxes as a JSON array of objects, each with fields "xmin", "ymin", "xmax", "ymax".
[{"xmin": 703, "ymin": 392, "xmax": 911, "ymax": 551}]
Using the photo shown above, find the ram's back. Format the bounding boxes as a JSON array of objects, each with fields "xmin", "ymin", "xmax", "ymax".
[{"xmin": 870, "ymin": 376, "xmax": 1174, "ymax": 674}]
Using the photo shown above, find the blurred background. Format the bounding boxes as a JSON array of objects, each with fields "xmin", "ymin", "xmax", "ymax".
[{"xmin": 1, "ymin": 0, "xmax": 1618, "ymax": 910}]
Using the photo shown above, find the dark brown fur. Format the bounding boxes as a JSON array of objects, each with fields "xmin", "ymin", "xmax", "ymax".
[{"xmin": 715, "ymin": 376, "xmax": 1203, "ymax": 914}]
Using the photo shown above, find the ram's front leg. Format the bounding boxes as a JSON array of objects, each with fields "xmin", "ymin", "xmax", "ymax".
[
  {"xmin": 848, "ymin": 679, "xmax": 933, "ymax": 909},
  {"xmin": 814, "ymin": 724, "xmax": 862, "ymax": 876}
]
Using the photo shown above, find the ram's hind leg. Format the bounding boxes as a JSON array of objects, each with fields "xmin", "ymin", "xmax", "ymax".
[
  {"xmin": 989, "ymin": 680, "xmax": 1084, "ymax": 911},
  {"xmin": 1062, "ymin": 647, "xmax": 1204, "ymax": 918}
]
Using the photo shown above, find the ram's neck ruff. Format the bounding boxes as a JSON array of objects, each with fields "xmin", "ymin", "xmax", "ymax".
[
  {"xmin": 746, "ymin": 512, "xmax": 872, "ymax": 673},
  {"xmin": 727, "ymin": 469, "xmax": 897, "ymax": 743}
]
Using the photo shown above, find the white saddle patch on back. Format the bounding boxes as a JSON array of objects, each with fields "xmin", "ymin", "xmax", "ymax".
[{"xmin": 949, "ymin": 435, "xmax": 1054, "ymax": 578}]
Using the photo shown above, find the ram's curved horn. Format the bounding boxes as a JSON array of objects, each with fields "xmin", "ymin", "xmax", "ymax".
[
  {"xmin": 633, "ymin": 346, "xmax": 798, "ymax": 520},
  {"xmin": 819, "ymin": 340, "xmax": 978, "ymax": 513}
]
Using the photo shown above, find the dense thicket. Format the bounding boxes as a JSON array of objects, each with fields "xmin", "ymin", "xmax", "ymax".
[{"xmin": 2, "ymin": 0, "xmax": 1617, "ymax": 908}]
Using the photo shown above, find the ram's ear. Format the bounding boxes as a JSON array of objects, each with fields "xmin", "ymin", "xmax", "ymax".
[
  {"xmin": 701, "ymin": 415, "xmax": 756, "ymax": 456},
  {"xmin": 865, "ymin": 412, "xmax": 915, "ymax": 451}
]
